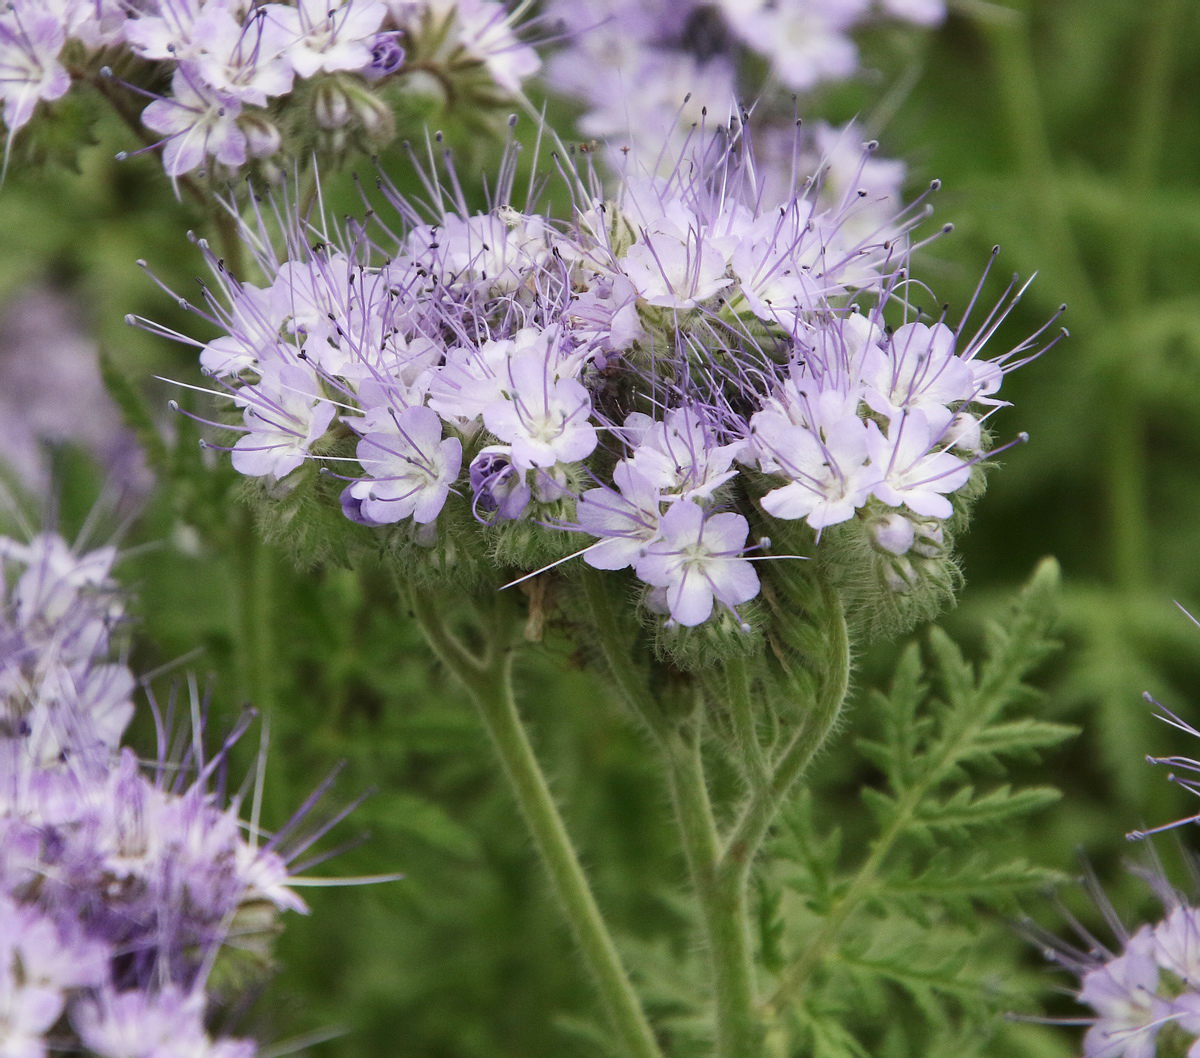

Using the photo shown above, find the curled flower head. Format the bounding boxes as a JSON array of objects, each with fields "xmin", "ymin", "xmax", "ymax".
[{"xmin": 142, "ymin": 116, "xmax": 1058, "ymax": 649}]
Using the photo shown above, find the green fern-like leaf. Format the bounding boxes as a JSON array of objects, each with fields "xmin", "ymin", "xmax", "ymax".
[{"xmin": 762, "ymin": 559, "xmax": 1074, "ymax": 1057}]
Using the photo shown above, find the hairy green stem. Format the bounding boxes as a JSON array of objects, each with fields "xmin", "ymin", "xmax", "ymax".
[
  {"xmin": 722, "ymin": 586, "xmax": 849, "ymax": 874},
  {"xmin": 663, "ymin": 715, "xmax": 762, "ymax": 1058},
  {"xmin": 232, "ymin": 514, "xmax": 277, "ymax": 716},
  {"xmin": 726, "ymin": 654, "xmax": 769, "ymax": 791},
  {"xmin": 405, "ymin": 583, "xmax": 664, "ymax": 1058}
]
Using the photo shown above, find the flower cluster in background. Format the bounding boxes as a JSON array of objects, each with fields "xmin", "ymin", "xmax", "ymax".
[
  {"xmin": 543, "ymin": 0, "xmax": 943, "ymax": 164},
  {"xmin": 0, "ymin": 285, "xmax": 150, "ymax": 502},
  {"xmin": 1068, "ymin": 904, "xmax": 1200, "ymax": 1058},
  {"xmin": 1037, "ymin": 695, "xmax": 1200, "ymax": 1058},
  {"xmin": 0, "ymin": 530, "xmax": 314, "ymax": 1057},
  {"xmin": 0, "ymin": 0, "xmax": 540, "ymax": 177},
  {"xmin": 149, "ymin": 121, "xmax": 1058, "ymax": 630}
]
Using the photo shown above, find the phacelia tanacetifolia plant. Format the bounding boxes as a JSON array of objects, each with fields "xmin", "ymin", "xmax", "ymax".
[{"xmin": 132, "ymin": 113, "xmax": 1068, "ymax": 1058}]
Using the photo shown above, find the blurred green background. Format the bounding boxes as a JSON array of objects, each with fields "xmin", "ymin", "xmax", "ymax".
[{"xmin": 2, "ymin": 0, "xmax": 1199, "ymax": 1054}]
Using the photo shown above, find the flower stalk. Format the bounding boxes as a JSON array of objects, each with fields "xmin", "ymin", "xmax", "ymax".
[
  {"xmin": 404, "ymin": 579, "xmax": 665, "ymax": 1058},
  {"xmin": 662, "ymin": 711, "xmax": 763, "ymax": 1058}
]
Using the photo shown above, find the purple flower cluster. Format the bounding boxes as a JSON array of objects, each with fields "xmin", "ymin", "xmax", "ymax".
[
  {"xmin": 543, "ymin": 0, "xmax": 944, "ymax": 165},
  {"xmin": 155, "ymin": 123, "xmax": 1055, "ymax": 629},
  {"xmin": 1033, "ymin": 687, "xmax": 1200, "ymax": 1057},
  {"xmin": 1041, "ymin": 886, "xmax": 1200, "ymax": 1058},
  {"xmin": 0, "ymin": 0, "xmax": 539, "ymax": 178},
  {"xmin": 0, "ymin": 531, "xmax": 312, "ymax": 1056}
]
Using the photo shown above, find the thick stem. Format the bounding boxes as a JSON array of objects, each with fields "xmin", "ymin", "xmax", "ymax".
[
  {"xmin": 663, "ymin": 716, "xmax": 762, "ymax": 1058},
  {"xmin": 406, "ymin": 584, "xmax": 664, "ymax": 1058},
  {"xmin": 725, "ymin": 654, "xmax": 769, "ymax": 791}
]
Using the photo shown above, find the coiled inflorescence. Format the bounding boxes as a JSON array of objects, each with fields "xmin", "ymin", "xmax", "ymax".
[{"xmin": 143, "ymin": 119, "xmax": 1062, "ymax": 633}]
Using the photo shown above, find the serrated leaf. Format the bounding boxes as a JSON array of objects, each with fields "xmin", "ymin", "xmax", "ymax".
[
  {"xmin": 913, "ymin": 785, "xmax": 1062, "ymax": 830},
  {"xmin": 953, "ymin": 720, "xmax": 1078, "ymax": 758},
  {"xmin": 886, "ymin": 856, "xmax": 1066, "ymax": 901}
]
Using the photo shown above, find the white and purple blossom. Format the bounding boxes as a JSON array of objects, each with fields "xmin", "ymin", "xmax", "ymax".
[
  {"xmin": 230, "ymin": 360, "xmax": 337, "ymax": 479},
  {"xmin": 73, "ymin": 984, "xmax": 255, "ymax": 1058},
  {"xmin": 0, "ymin": 4, "xmax": 70, "ymax": 135},
  {"xmin": 3, "ymin": 0, "xmax": 540, "ymax": 180},
  {"xmin": 634, "ymin": 501, "xmax": 758, "ymax": 626},
  {"xmin": 543, "ymin": 0, "xmax": 945, "ymax": 168},
  {"xmin": 1077, "ymin": 927, "xmax": 1166, "ymax": 1058},
  {"xmin": 483, "ymin": 355, "xmax": 597, "ymax": 471},
  {"xmin": 348, "ymin": 404, "xmax": 463, "ymax": 524},
  {"xmin": 268, "ymin": 0, "xmax": 388, "ymax": 78},
  {"xmin": 141, "ymin": 69, "xmax": 253, "ymax": 177}
]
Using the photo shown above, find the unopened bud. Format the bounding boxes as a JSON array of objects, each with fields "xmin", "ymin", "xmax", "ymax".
[
  {"xmin": 348, "ymin": 83, "xmax": 395, "ymax": 141},
  {"xmin": 871, "ymin": 512, "xmax": 915, "ymax": 556},
  {"xmin": 884, "ymin": 557, "xmax": 918, "ymax": 594},
  {"xmin": 395, "ymin": 69, "xmax": 449, "ymax": 120},
  {"xmin": 313, "ymin": 80, "xmax": 352, "ymax": 129},
  {"xmin": 241, "ymin": 114, "xmax": 281, "ymax": 159},
  {"xmin": 945, "ymin": 411, "xmax": 982, "ymax": 453},
  {"xmin": 912, "ymin": 520, "xmax": 945, "ymax": 558}
]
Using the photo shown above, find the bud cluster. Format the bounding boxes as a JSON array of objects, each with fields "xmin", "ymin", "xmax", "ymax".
[{"xmin": 0, "ymin": 532, "xmax": 314, "ymax": 1057}]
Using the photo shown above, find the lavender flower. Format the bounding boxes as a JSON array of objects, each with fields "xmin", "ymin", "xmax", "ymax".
[
  {"xmin": 0, "ymin": 3, "xmax": 70, "ymax": 137},
  {"xmin": 1035, "ymin": 870, "xmax": 1200, "ymax": 1058},
  {"xmin": 1033, "ymin": 663, "xmax": 1200, "ymax": 1058},
  {"xmin": 146, "ymin": 118, "xmax": 1056, "ymax": 633},
  {"xmin": 74, "ymin": 984, "xmax": 256, "ymax": 1058},
  {"xmin": 0, "ymin": 528, "xmax": 369, "ymax": 1056},
  {"xmin": 634, "ymin": 502, "xmax": 759, "ymax": 627},
  {"xmin": 543, "ymin": 0, "xmax": 945, "ymax": 168}
]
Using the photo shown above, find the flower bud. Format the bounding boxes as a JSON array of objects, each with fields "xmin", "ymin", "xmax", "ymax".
[
  {"xmin": 364, "ymin": 34, "xmax": 406, "ymax": 80},
  {"xmin": 605, "ymin": 203, "xmax": 639, "ymax": 257},
  {"xmin": 310, "ymin": 77, "xmax": 396, "ymax": 148},
  {"xmin": 346, "ymin": 80, "xmax": 395, "ymax": 141},
  {"xmin": 871, "ymin": 512, "xmax": 915, "ymax": 556},
  {"xmin": 945, "ymin": 411, "xmax": 982, "ymax": 453},
  {"xmin": 313, "ymin": 80, "xmax": 352, "ymax": 130},
  {"xmin": 240, "ymin": 114, "xmax": 281, "ymax": 159},
  {"xmin": 911, "ymin": 519, "xmax": 946, "ymax": 558},
  {"xmin": 393, "ymin": 69, "xmax": 449, "ymax": 123},
  {"xmin": 884, "ymin": 556, "xmax": 918, "ymax": 594}
]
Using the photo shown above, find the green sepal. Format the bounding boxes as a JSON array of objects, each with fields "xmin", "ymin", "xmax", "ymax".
[
  {"xmin": 238, "ymin": 442, "xmax": 358, "ymax": 571},
  {"xmin": 648, "ymin": 599, "xmax": 766, "ymax": 673},
  {"xmin": 202, "ymin": 898, "xmax": 285, "ymax": 999}
]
